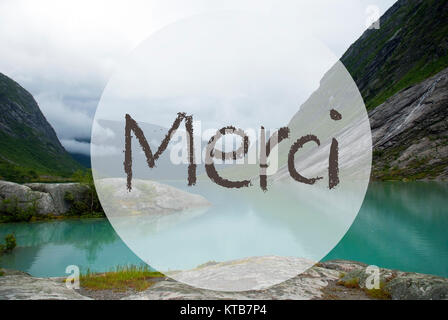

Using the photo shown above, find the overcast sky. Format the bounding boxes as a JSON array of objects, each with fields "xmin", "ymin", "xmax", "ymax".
[{"xmin": 0, "ymin": 0, "xmax": 396, "ymax": 156}]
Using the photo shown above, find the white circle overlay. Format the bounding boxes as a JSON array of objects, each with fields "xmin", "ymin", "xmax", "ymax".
[{"xmin": 91, "ymin": 11, "xmax": 372, "ymax": 291}]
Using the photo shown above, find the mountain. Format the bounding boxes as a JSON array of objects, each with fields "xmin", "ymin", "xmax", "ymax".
[
  {"xmin": 272, "ymin": 0, "xmax": 448, "ymax": 183},
  {"xmin": 341, "ymin": 0, "xmax": 448, "ymax": 110},
  {"xmin": 0, "ymin": 72, "xmax": 83, "ymax": 182},
  {"xmin": 68, "ymin": 138, "xmax": 92, "ymax": 168},
  {"xmin": 339, "ymin": 0, "xmax": 448, "ymax": 180},
  {"xmin": 69, "ymin": 152, "xmax": 91, "ymax": 168}
]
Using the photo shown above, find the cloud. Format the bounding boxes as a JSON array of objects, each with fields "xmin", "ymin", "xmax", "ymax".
[
  {"xmin": 97, "ymin": 12, "xmax": 339, "ymax": 131},
  {"xmin": 61, "ymin": 138, "xmax": 121, "ymax": 157},
  {"xmin": 60, "ymin": 139, "xmax": 90, "ymax": 155},
  {"xmin": 35, "ymin": 93, "xmax": 93, "ymax": 140},
  {"xmin": 91, "ymin": 144, "xmax": 122, "ymax": 157},
  {"xmin": 0, "ymin": 0, "xmax": 396, "ymax": 145}
]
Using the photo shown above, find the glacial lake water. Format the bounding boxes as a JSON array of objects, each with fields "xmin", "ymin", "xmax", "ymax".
[{"xmin": 0, "ymin": 182, "xmax": 447, "ymax": 278}]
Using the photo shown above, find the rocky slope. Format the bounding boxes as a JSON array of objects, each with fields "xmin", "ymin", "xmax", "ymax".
[
  {"xmin": 0, "ymin": 72, "xmax": 82, "ymax": 181},
  {"xmin": 1, "ymin": 259, "xmax": 447, "ymax": 300},
  {"xmin": 275, "ymin": 0, "xmax": 448, "ymax": 182},
  {"xmin": 342, "ymin": 0, "xmax": 448, "ymax": 180},
  {"xmin": 370, "ymin": 67, "xmax": 448, "ymax": 180}
]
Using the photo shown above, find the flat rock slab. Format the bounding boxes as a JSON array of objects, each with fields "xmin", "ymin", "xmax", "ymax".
[
  {"xmin": 123, "ymin": 266, "xmax": 340, "ymax": 300},
  {"xmin": 124, "ymin": 257, "xmax": 346, "ymax": 300},
  {"xmin": 124, "ymin": 259, "xmax": 448, "ymax": 300},
  {"xmin": 2, "ymin": 260, "xmax": 448, "ymax": 300},
  {"xmin": 0, "ymin": 269, "xmax": 91, "ymax": 300},
  {"xmin": 164, "ymin": 256, "xmax": 318, "ymax": 292},
  {"xmin": 95, "ymin": 178, "xmax": 211, "ymax": 216}
]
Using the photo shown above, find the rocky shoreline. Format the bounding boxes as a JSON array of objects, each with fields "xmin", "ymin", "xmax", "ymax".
[
  {"xmin": 1, "ymin": 260, "xmax": 447, "ymax": 300},
  {"xmin": 0, "ymin": 179, "xmax": 210, "ymax": 217}
]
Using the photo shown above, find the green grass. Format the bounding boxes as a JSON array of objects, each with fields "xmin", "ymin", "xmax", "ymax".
[
  {"xmin": 0, "ymin": 130, "xmax": 82, "ymax": 183},
  {"xmin": 337, "ymin": 277, "xmax": 360, "ymax": 289},
  {"xmin": 80, "ymin": 265, "xmax": 165, "ymax": 292},
  {"xmin": 374, "ymin": 155, "xmax": 446, "ymax": 181},
  {"xmin": 364, "ymin": 285, "xmax": 391, "ymax": 300},
  {"xmin": 337, "ymin": 273, "xmax": 391, "ymax": 300},
  {"xmin": 0, "ymin": 158, "xmax": 77, "ymax": 183},
  {"xmin": 366, "ymin": 54, "xmax": 448, "ymax": 110}
]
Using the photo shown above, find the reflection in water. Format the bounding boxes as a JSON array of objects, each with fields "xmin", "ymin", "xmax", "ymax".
[
  {"xmin": 0, "ymin": 219, "xmax": 145, "ymax": 276},
  {"xmin": 325, "ymin": 182, "xmax": 448, "ymax": 277},
  {"xmin": 107, "ymin": 179, "xmax": 364, "ymax": 279},
  {"xmin": 0, "ymin": 182, "xmax": 447, "ymax": 278}
]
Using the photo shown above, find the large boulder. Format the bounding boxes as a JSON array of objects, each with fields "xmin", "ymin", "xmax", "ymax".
[
  {"xmin": 95, "ymin": 178, "xmax": 211, "ymax": 216},
  {"xmin": 0, "ymin": 180, "xmax": 89, "ymax": 215},
  {"xmin": 25, "ymin": 183, "xmax": 89, "ymax": 214},
  {"xmin": 334, "ymin": 260, "xmax": 448, "ymax": 300},
  {"xmin": 0, "ymin": 180, "xmax": 56, "ymax": 214}
]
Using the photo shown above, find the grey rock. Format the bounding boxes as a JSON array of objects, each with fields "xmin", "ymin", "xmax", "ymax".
[
  {"xmin": 385, "ymin": 273, "xmax": 448, "ymax": 300},
  {"xmin": 0, "ymin": 180, "xmax": 56, "ymax": 214},
  {"xmin": 333, "ymin": 262, "xmax": 448, "ymax": 300},
  {"xmin": 126, "ymin": 259, "xmax": 448, "ymax": 300},
  {"xmin": 369, "ymin": 67, "xmax": 448, "ymax": 180},
  {"xmin": 96, "ymin": 178, "xmax": 211, "ymax": 216},
  {"xmin": 274, "ymin": 66, "xmax": 448, "ymax": 182},
  {"xmin": 124, "ymin": 259, "xmax": 340, "ymax": 300},
  {"xmin": 0, "ymin": 180, "xmax": 90, "ymax": 215},
  {"xmin": 25, "ymin": 183, "xmax": 89, "ymax": 214},
  {"xmin": 2, "ymin": 259, "xmax": 447, "ymax": 300},
  {"xmin": 165, "ymin": 256, "xmax": 317, "ymax": 292},
  {"xmin": 0, "ymin": 269, "xmax": 91, "ymax": 300}
]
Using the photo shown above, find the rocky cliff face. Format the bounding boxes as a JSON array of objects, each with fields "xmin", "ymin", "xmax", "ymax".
[
  {"xmin": 270, "ymin": 1, "xmax": 448, "ymax": 182},
  {"xmin": 370, "ymin": 67, "xmax": 448, "ymax": 180},
  {"xmin": 0, "ymin": 72, "xmax": 81, "ymax": 179},
  {"xmin": 0, "ymin": 180, "xmax": 89, "ymax": 215}
]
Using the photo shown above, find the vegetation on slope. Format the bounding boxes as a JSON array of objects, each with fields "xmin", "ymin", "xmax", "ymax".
[
  {"xmin": 342, "ymin": 0, "xmax": 448, "ymax": 110},
  {"xmin": 0, "ymin": 132, "xmax": 82, "ymax": 183},
  {"xmin": 0, "ymin": 72, "xmax": 83, "ymax": 182}
]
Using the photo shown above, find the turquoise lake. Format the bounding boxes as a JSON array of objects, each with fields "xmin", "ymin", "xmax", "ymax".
[{"xmin": 0, "ymin": 182, "xmax": 447, "ymax": 278}]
